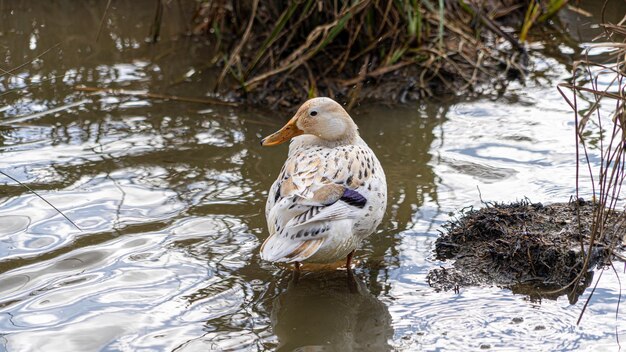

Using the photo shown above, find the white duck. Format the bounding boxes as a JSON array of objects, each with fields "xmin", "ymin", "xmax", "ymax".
[{"xmin": 260, "ymin": 97, "xmax": 387, "ymax": 269}]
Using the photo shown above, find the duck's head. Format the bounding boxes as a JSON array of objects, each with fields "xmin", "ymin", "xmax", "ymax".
[{"xmin": 261, "ymin": 97, "xmax": 358, "ymax": 146}]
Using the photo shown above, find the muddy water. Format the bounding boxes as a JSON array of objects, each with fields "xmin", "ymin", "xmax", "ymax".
[{"xmin": 1, "ymin": 1, "xmax": 625, "ymax": 351}]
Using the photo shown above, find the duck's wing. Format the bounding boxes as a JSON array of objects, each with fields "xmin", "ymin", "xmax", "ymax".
[
  {"xmin": 261, "ymin": 195, "xmax": 358, "ymax": 263},
  {"xmin": 262, "ymin": 147, "xmax": 373, "ymax": 263}
]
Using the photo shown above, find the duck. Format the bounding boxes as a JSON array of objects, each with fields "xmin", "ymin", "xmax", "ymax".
[{"xmin": 260, "ymin": 97, "xmax": 387, "ymax": 270}]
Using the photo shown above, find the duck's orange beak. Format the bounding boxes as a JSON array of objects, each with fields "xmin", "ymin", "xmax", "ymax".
[{"xmin": 261, "ymin": 115, "xmax": 303, "ymax": 146}]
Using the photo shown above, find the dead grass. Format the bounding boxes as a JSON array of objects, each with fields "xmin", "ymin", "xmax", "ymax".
[
  {"xmin": 195, "ymin": 0, "xmax": 568, "ymax": 107},
  {"xmin": 557, "ymin": 10, "xmax": 626, "ymax": 323}
]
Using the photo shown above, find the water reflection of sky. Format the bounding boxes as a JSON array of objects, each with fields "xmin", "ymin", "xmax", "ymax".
[{"xmin": 1, "ymin": 1, "xmax": 625, "ymax": 351}]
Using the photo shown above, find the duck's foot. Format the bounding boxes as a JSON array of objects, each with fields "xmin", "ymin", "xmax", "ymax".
[
  {"xmin": 346, "ymin": 265, "xmax": 358, "ymax": 293},
  {"xmin": 345, "ymin": 251, "xmax": 358, "ymax": 293},
  {"xmin": 291, "ymin": 261, "xmax": 301, "ymax": 284}
]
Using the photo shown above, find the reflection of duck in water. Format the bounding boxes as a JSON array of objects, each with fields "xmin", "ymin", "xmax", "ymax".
[
  {"xmin": 271, "ymin": 272, "xmax": 393, "ymax": 351},
  {"xmin": 260, "ymin": 97, "xmax": 387, "ymax": 270}
]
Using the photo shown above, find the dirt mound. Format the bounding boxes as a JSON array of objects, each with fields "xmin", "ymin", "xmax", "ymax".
[{"xmin": 428, "ymin": 199, "xmax": 614, "ymax": 301}]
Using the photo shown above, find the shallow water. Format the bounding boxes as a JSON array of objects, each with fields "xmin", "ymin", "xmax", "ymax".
[{"xmin": 1, "ymin": 1, "xmax": 625, "ymax": 351}]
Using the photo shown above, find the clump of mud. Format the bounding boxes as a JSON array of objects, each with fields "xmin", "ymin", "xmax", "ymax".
[{"xmin": 428, "ymin": 199, "xmax": 614, "ymax": 300}]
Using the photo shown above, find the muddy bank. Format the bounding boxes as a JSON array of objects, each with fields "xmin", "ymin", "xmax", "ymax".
[
  {"xmin": 427, "ymin": 200, "xmax": 622, "ymax": 301},
  {"xmin": 195, "ymin": 1, "xmax": 567, "ymax": 108}
]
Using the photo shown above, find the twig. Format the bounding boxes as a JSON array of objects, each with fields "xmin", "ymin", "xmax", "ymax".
[
  {"xmin": 613, "ymin": 249, "xmax": 626, "ymax": 262},
  {"xmin": 96, "ymin": 0, "xmax": 113, "ymax": 42},
  {"xmin": 215, "ymin": 0, "xmax": 259, "ymax": 90},
  {"xmin": 577, "ymin": 268, "xmax": 604, "ymax": 325},
  {"xmin": 0, "ymin": 74, "xmax": 68, "ymax": 98},
  {"xmin": 337, "ymin": 60, "xmax": 413, "ymax": 86},
  {"xmin": 0, "ymin": 43, "xmax": 61, "ymax": 77},
  {"xmin": 74, "ymin": 86, "xmax": 238, "ymax": 106},
  {"xmin": 0, "ymin": 170, "xmax": 81, "ymax": 231},
  {"xmin": 148, "ymin": 0, "xmax": 164, "ymax": 43},
  {"xmin": 0, "ymin": 99, "xmax": 90, "ymax": 126},
  {"xmin": 610, "ymin": 261, "xmax": 623, "ymax": 349}
]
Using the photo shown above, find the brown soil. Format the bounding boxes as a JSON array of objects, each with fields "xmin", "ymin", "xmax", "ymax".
[{"xmin": 427, "ymin": 199, "xmax": 616, "ymax": 301}]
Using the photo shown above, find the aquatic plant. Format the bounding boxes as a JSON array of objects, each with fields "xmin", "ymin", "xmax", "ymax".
[
  {"xmin": 195, "ymin": 0, "xmax": 567, "ymax": 107},
  {"xmin": 558, "ymin": 16, "xmax": 626, "ymax": 323}
]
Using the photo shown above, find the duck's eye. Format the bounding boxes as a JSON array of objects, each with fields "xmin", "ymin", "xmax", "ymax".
[{"xmin": 310, "ymin": 110, "xmax": 318, "ymax": 117}]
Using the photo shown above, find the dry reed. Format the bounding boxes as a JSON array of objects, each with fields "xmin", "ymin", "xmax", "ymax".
[{"xmin": 558, "ymin": 16, "xmax": 626, "ymax": 323}]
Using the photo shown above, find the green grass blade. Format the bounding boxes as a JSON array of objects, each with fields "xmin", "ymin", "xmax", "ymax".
[
  {"xmin": 315, "ymin": 11, "xmax": 352, "ymax": 53},
  {"xmin": 246, "ymin": 1, "xmax": 302, "ymax": 75},
  {"xmin": 537, "ymin": 0, "xmax": 568, "ymax": 23}
]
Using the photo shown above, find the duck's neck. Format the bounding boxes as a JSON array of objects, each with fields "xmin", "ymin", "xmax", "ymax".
[
  {"xmin": 317, "ymin": 129, "xmax": 360, "ymax": 147},
  {"xmin": 291, "ymin": 131, "xmax": 360, "ymax": 151}
]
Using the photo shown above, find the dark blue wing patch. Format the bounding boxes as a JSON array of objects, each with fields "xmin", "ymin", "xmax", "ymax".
[{"xmin": 340, "ymin": 188, "xmax": 367, "ymax": 208}]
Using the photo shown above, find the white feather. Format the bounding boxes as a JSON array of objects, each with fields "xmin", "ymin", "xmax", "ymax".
[{"xmin": 262, "ymin": 134, "xmax": 387, "ymax": 264}]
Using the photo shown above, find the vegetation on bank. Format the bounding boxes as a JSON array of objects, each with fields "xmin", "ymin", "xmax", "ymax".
[
  {"xmin": 558, "ymin": 18, "xmax": 626, "ymax": 319},
  {"xmin": 195, "ymin": 0, "xmax": 568, "ymax": 107},
  {"xmin": 428, "ymin": 11, "xmax": 626, "ymax": 311}
]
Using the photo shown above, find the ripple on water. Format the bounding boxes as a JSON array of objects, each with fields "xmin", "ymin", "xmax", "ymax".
[
  {"xmin": 0, "ymin": 169, "xmax": 185, "ymax": 262},
  {"xmin": 0, "ymin": 215, "xmax": 32, "ymax": 255},
  {"xmin": 194, "ymin": 119, "xmax": 245, "ymax": 147},
  {"xmin": 439, "ymin": 156, "xmax": 517, "ymax": 182},
  {"xmin": 451, "ymin": 143, "xmax": 552, "ymax": 167},
  {"xmin": 389, "ymin": 287, "xmax": 563, "ymax": 350},
  {"xmin": 0, "ymin": 205, "xmax": 261, "ymax": 351},
  {"xmin": 0, "ymin": 216, "xmax": 31, "ymax": 236},
  {"xmin": 168, "ymin": 216, "xmax": 259, "ymax": 272},
  {"xmin": 0, "ymin": 230, "xmax": 223, "ymax": 350}
]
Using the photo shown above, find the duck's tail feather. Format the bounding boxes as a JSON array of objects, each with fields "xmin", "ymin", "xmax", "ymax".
[{"xmin": 260, "ymin": 236, "xmax": 324, "ymax": 263}]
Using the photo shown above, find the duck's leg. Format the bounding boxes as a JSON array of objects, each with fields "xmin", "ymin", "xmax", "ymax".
[
  {"xmin": 346, "ymin": 250, "xmax": 355, "ymax": 269},
  {"xmin": 346, "ymin": 269, "xmax": 357, "ymax": 293},
  {"xmin": 346, "ymin": 251, "xmax": 358, "ymax": 293},
  {"xmin": 292, "ymin": 261, "xmax": 301, "ymax": 284}
]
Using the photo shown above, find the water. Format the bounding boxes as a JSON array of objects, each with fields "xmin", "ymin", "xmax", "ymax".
[{"xmin": 1, "ymin": 1, "xmax": 625, "ymax": 351}]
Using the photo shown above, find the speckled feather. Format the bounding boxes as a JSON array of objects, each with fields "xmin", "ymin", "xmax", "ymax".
[{"xmin": 261, "ymin": 134, "xmax": 387, "ymax": 263}]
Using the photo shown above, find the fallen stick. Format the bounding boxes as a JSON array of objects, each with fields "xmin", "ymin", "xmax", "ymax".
[
  {"xmin": 0, "ymin": 170, "xmax": 82, "ymax": 231},
  {"xmin": 0, "ymin": 99, "xmax": 90, "ymax": 125},
  {"xmin": 74, "ymin": 85, "xmax": 238, "ymax": 107}
]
